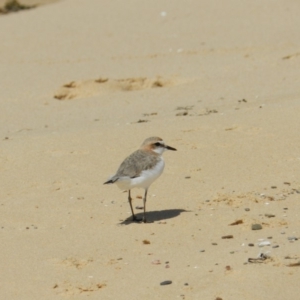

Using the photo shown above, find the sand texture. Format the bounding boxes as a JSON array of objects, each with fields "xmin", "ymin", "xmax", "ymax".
[{"xmin": 1, "ymin": 0, "xmax": 300, "ymax": 299}]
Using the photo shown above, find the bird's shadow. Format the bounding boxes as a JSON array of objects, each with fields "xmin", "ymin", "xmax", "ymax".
[{"xmin": 119, "ymin": 208, "xmax": 189, "ymax": 225}]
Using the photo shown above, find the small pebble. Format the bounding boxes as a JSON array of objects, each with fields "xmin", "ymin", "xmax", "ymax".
[
  {"xmin": 265, "ymin": 213, "xmax": 275, "ymax": 218},
  {"xmin": 288, "ymin": 237, "xmax": 298, "ymax": 241},
  {"xmin": 222, "ymin": 235, "xmax": 233, "ymax": 239},
  {"xmin": 271, "ymin": 186, "xmax": 277, "ymax": 189},
  {"xmin": 272, "ymin": 245, "xmax": 279, "ymax": 248},
  {"xmin": 160, "ymin": 280, "xmax": 172, "ymax": 286},
  {"xmin": 229, "ymin": 219, "xmax": 243, "ymax": 226},
  {"xmin": 251, "ymin": 224, "xmax": 262, "ymax": 230},
  {"xmin": 199, "ymin": 249, "xmax": 205, "ymax": 252},
  {"xmin": 212, "ymin": 243, "xmax": 218, "ymax": 245},
  {"xmin": 135, "ymin": 206, "xmax": 143, "ymax": 210},
  {"xmin": 185, "ymin": 176, "xmax": 191, "ymax": 179},
  {"xmin": 248, "ymin": 243, "xmax": 254, "ymax": 247},
  {"xmin": 258, "ymin": 240, "xmax": 271, "ymax": 247},
  {"xmin": 176, "ymin": 111, "xmax": 188, "ymax": 116},
  {"xmin": 245, "ymin": 208, "xmax": 250, "ymax": 212},
  {"xmin": 184, "ymin": 283, "xmax": 189, "ymax": 286}
]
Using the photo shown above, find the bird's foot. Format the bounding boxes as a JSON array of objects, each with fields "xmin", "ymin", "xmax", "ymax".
[{"xmin": 132, "ymin": 216, "xmax": 142, "ymax": 223}]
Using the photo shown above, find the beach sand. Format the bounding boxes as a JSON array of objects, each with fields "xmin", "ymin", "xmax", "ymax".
[{"xmin": 1, "ymin": 0, "xmax": 300, "ymax": 299}]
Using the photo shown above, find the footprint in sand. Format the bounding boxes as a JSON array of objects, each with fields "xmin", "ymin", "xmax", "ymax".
[
  {"xmin": 54, "ymin": 76, "xmax": 182, "ymax": 100},
  {"xmin": 61, "ymin": 257, "xmax": 93, "ymax": 269},
  {"xmin": 53, "ymin": 280, "xmax": 106, "ymax": 296},
  {"xmin": 51, "ymin": 257, "xmax": 106, "ymax": 295}
]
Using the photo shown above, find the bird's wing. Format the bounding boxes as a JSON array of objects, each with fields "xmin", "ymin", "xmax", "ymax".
[{"xmin": 115, "ymin": 150, "xmax": 160, "ymax": 179}]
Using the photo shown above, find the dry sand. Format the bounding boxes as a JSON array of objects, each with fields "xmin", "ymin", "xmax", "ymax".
[{"xmin": 1, "ymin": 0, "xmax": 300, "ymax": 299}]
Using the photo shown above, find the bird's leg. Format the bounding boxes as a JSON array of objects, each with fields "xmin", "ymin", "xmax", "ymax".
[
  {"xmin": 128, "ymin": 190, "xmax": 141, "ymax": 222},
  {"xmin": 143, "ymin": 189, "xmax": 148, "ymax": 223}
]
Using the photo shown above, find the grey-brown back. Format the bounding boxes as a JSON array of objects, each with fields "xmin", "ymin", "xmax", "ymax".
[{"xmin": 114, "ymin": 149, "xmax": 160, "ymax": 179}]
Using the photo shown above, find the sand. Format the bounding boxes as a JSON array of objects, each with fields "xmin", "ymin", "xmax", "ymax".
[{"xmin": 1, "ymin": 0, "xmax": 300, "ymax": 299}]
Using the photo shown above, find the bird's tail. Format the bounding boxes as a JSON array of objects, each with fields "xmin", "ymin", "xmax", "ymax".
[{"xmin": 103, "ymin": 176, "xmax": 118, "ymax": 185}]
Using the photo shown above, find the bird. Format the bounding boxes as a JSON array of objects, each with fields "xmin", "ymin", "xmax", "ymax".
[{"xmin": 104, "ymin": 137, "xmax": 176, "ymax": 223}]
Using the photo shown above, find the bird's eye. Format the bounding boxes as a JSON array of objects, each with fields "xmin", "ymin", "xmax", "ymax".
[{"xmin": 154, "ymin": 142, "xmax": 161, "ymax": 146}]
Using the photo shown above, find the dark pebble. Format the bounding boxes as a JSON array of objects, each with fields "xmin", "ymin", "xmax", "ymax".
[
  {"xmin": 245, "ymin": 208, "xmax": 250, "ymax": 211},
  {"xmin": 271, "ymin": 186, "xmax": 277, "ymax": 189},
  {"xmin": 251, "ymin": 224, "xmax": 262, "ymax": 230},
  {"xmin": 288, "ymin": 237, "xmax": 298, "ymax": 241},
  {"xmin": 272, "ymin": 245, "xmax": 279, "ymax": 248},
  {"xmin": 160, "ymin": 280, "xmax": 172, "ymax": 286},
  {"xmin": 212, "ymin": 243, "xmax": 218, "ymax": 245},
  {"xmin": 222, "ymin": 235, "xmax": 233, "ymax": 239},
  {"xmin": 248, "ymin": 243, "xmax": 254, "ymax": 247},
  {"xmin": 199, "ymin": 249, "xmax": 205, "ymax": 252},
  {"xmin": 185, "ymin": 176, "xmax": 191, "ymax": 179},
  {"xmin": 265, "ymin": 214, "xmax": 275, "ymax": 218},
  {"xmin": 283, "ymin": 208, "xmax": 288, "ymax": 210},
  {"xmin": 184, "ymin": 283, "xmax": 189, "ymax": 286}
]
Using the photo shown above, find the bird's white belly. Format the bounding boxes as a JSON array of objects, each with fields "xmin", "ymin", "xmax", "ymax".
[{"xmin": 116, "ymin": 158, "xmax": 165, "ymax": 190}]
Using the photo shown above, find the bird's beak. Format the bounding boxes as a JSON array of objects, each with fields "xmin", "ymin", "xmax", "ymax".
[{"xmin": 165, "ymin": 145, "xmax": 177, "ymax": 151}]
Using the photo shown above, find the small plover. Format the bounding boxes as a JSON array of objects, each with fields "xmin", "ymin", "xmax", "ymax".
[{"xmin": 104, "ymin": 137, "xmax": 176, "ymax": 223}]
